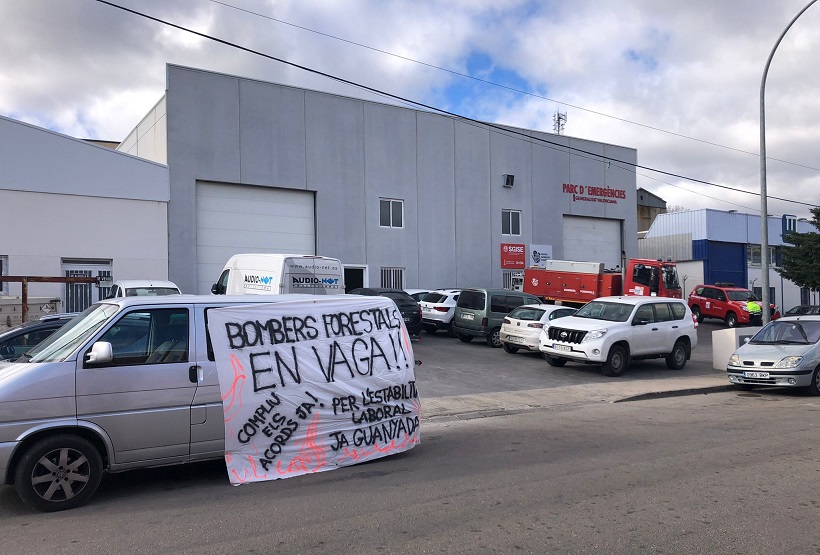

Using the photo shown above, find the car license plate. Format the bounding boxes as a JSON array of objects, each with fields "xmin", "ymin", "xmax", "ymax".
[
  {"xmin": 403, "ymin": 317, "xmax": 410, "ymax": 323},
  {"xmin": 507, "ymin": 336, "xmax": 524, "ymax": 344},
  {"xmin": 554, "ymin": 344, "xmax": 571, "ymax": 352},
  {"xmin": 743, "ymin": 371, "xmax": 769, "ymax": 378},
  {"xmin": 463, "ymin": 313, "xmax": 474, "ymax": 320}
]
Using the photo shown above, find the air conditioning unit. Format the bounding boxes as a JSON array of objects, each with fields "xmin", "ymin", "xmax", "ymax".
[{"xmin": 502, "ymin": 174, "xmax": 514, "ymax": 188}]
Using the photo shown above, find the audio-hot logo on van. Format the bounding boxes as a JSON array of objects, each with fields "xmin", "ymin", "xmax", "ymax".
[
  {"xmin": 292, "ymin": 275, "xmax": 340, "ymax": 288},
  {"xmin": 244, "ymin": 274, "xmax": 273, "ymax": 291}
]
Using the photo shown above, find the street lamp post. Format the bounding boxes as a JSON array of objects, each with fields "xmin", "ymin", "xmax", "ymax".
[{"xmin": 760, "ymin": 0, "xmax": 818, "ymax": 325}]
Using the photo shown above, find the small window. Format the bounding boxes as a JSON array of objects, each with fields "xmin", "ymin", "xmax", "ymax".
[
  {"xmin": 457, "ymin": 290, "xmax": 485, "ymax": 310},
  {"xmin": 94, "ymin": 308, "xmax": 188, "ymax": 366},
  {"xmin": 634, "ymin": 304, "xmax": 655, "ymax": 323},
  {"xmin": 669, "ymin": 302, "xmax": 687, "ymax": 320},
  {"xmin": 380, "ymin": 199, "xmax": 404, "ymax": 228},
  {"xmin": 502, "ymin": 210, "xmax": 521, "ymax": 236}
]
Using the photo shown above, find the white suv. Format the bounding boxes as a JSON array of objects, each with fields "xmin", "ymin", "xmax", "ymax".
[
  {"xmin": 539, "ymin": 296, "xmax": 698, "ymax": 377},
  {"xmin": 420, "ymin": 289, "xmax": 461, "ymax": 334}
]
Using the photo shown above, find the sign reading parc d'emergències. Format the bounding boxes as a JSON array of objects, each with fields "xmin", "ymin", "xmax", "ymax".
[{"xmin": 207, "ymin": 296, "xmax": 421, "ymax": 485}]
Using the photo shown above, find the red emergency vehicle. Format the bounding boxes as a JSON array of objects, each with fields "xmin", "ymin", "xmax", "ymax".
[{"xmin": 518, "ymin": 258, "xmax": 681, "ymax": 306}]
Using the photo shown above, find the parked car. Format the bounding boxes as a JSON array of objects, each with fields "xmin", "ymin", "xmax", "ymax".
[
  {"xmin": 348, "ymin": 287, "xmax": 422, "ymax": 336},
  {"xmin": 419, "ymin": 289, "xmax": 461, "ymax": 335},
  {"xmin": 106, "ymin": 280, "xmax": 181, "ymax": 298},
  {"xmin": 687, "ymin": 284, "xmax": 780, "ymax": 328},
  {"xmin": 500, "ymin": 304, "xmax": 576, "ymax": 354},
  {"xmin": 539, "ymin": 296, "xmax": 698, "ymax": 376},
  {"xmin": 0, "ymin": 313, "xmax": 76, "ymax": 362},
  {"xmin": 784, "ymin": 305, "xmax": 820, "ymax": 316},
  {"xmin": 404, "ymin": 289, "xmax": 431, "ymax": 302},
  {"xmin": 727, "ymin": 316, "xmax": 820, "ymax": 394},
  {"xmin": 452, "ymin": 288, "xmax": 542, "ymax": 347}
]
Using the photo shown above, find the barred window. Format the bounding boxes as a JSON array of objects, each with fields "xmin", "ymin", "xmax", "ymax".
[{"xmin": 380, "ymin": 267, "xmax": 405, "ymax": 289}]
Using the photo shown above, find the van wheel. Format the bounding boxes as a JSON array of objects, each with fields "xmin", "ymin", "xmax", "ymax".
[
  {"xmin": 601, "ymin": 345, "xmax": 628, "ymax": 377},
  {"xmin": 725, "ymin": 312, "xmax": 738, "ymax": 328},
  {"xmin": 503, "ymin": 344, "xmax": 519, "ymax": 354},
  {"xmin": 457, "ymin": 334, "xmax": 473, "ymax": 343},
  {"xmin": 487, "ymin": 328, "xmax": 502, "ymax": 348},
  {"xmin": 691, "ymin": 306, "xmax": 703, "ymax": 323},
  {"xmin": 544, "ymin": 354, "xmax": 567, "ymax": 367},
  {"xmin": 665, "ymin": 340, "xmax": 688, "ymax": 370},
  {"xmin": 15, "ymin": 434, "xmax": 103, "ymax": 512}
]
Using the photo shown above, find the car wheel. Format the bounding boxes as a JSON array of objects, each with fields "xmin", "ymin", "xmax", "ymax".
[
  {"xmin": 457, "ymin": 333, "xmax": 473, "ymax": 343},
  {"xmin": 665, "ymin": 340, "xmax": 688, "ymax": 370},
  {"xmin": 543, "ymin": 354, "xmax": 567, "ymax": 367},
  {"xmin": 601, "ymin": 344, "xmax": 628, "ymax": 377},
  {"xmin": 14, "ymin": 434, "xmax": 103, "ymax": 512},
  {"xmin": 691, "ymin": 305, "xmax": 703, "ymax": 323},
  {"xmin": 486, "ymin": 327, "xmax": 502, "ymax": 348},
  {"xmin": 725, "ymin": 312, "xmax": 738, "ymax": 328},
  {"xmin": 423, "ymin": 324, "xmax": 437, "ymax": 334},
  {"xmin": 807, "ymin": 367, "xmax": 820, "ymax": 396},
  {"xmin": 503, "ymin": 344, "xmax": 519, "ymax": 354}
]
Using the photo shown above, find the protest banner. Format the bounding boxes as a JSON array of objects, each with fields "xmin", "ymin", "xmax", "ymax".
[{"xmin": 207, "ymin": 296, "xmax": 421, "ymax": 485}]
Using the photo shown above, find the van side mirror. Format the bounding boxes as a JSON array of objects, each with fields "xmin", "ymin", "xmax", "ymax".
[
  {"xmin": 211, "ymin": 284, "xmax": 220, "ymax": 295},
  {"xmin": 86, "ymin": 341, "xmax": 113, "ymax": 364}
]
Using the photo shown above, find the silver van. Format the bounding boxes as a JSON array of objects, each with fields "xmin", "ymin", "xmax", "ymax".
[{"xmin": 0, "ymin": 294, "xmax": 342, "ymax": 512}]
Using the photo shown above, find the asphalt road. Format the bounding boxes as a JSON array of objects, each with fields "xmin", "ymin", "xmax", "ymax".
[{"xmin": 1, "ymin": 389, "xmax": 818, "ymax": 554}]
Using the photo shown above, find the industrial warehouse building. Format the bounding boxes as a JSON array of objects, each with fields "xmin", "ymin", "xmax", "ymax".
[
  {"xmin": 1, "ymin": 64, "xmax": 641, "ymax": 313},
  {"xmin": 640, "ymin": 209, "xmax": 815, "ymax": 311}
]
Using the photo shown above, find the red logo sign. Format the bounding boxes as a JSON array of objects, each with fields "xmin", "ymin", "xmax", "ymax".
[{"xmin": 501, "ymin": 243, "xmax": 526, "ymax": 269}]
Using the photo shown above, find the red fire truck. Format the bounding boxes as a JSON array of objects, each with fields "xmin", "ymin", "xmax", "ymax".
[{"xmin": 515, "ymin": 258, "xmax": 681, "ymax": 306}]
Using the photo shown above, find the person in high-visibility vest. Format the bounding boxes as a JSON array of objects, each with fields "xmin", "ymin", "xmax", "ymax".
[{"xmin": 747, "ymin": 300, "xmax": 762, "ymax": 315}]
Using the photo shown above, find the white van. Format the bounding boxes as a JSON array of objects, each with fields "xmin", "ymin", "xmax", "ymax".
[{"xmin": 210, "ymin": 254, "xmax": 344, "ymax": 296}]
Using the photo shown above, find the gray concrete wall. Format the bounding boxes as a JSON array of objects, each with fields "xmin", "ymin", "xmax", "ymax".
[{"xmin": 164, "ymin": 65, "xmax": 638, "ymax": 293}]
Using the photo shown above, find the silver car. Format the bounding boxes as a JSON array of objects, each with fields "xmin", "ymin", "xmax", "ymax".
[{"xmin": 727, "ymin": 316, "xmax": 820, "ymax": 394}]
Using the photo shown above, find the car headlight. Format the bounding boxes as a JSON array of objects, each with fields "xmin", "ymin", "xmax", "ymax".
[
  {"xmin": 775, "ymin": 356, "xmax": 803, "ymax": 368},
  {"xmin": 582, "ymin": 329, "xmax": 607, "ymax": 342},
  {"xmin": 728, "ymin": 354, "xmax": 740, "ymax": 366},
  {"xmin": 741, "ymin": 305, "xmax": 749, "ymax": 312}
]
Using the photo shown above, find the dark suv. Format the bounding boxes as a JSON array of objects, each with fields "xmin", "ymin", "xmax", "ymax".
[
  {"xmin": 347, "ymin": 288, "xmax": 422, "ymax": 336},
  {"xmin": 687, "ymin": 284, "xmax": 780, "ymax": 327}
]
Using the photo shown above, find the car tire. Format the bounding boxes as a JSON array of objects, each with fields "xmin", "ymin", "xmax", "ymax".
[
  {"xmin": 806, "ymin": 367, "xmax": 820, "ymax": 396},
  {"xmin": 457, "ymin": 333, "xmax": 473, "ymax": 343},
  {"xmin": 486, "ymin": 327, "xmax": 502, "ymax": 348},
  {"xmin": 665, "ymin": 340, "xmax": 688, "ymax": 370},
  {"xmin": 691, "ymin": 305, "xmax": 703, "ymax": 324},
  {"xmin": 601, "ymin": 344, "xmax": 628, "ymax": 377},
  {"xmin": 725, "ymin": 312, "xmax": 738, "ymax": 328},
  {"xmin": 503, "ymin": 344, "xmax": 519, "ymax": 354},
  {"xmin": 423, "ymin": 324, "xmax": 437, "ymax": 335},
  {"xmin": 14, "ymin": 434, "xmax": 103, "ymax": 512},
  {"xmin": 543, "ymin": 354, "xmax": 567, "ymax": 367}
]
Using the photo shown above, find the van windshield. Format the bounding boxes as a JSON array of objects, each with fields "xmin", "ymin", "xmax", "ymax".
[{"xmin": 26, "ymin": 303, "xmax": 121, "ymax": 363}]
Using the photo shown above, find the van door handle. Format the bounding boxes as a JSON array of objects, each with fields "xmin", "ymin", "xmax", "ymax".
[
  {"xmin": 651, "ymin": 327, "xmax": 659, "ymax": 331},
  {"xmin": 672, "ymin": 325, "xmax": 679, "ymax": 329},
  {"xmin": 189, "ymin": 365, "xmax": 201, "ymax": 383}
]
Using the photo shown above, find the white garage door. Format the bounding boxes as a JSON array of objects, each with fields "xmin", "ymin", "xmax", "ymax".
[
  {"xmin": 562, "ymin": 216, "xmax": 622, "ymax": 269},
  {"xmin": 196, "ymin": 182, "xmax": 315, "ymax": 294}
]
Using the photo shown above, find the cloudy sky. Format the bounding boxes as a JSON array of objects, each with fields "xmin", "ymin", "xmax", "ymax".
[{"xmin": 2, "ymin": 0, "xmax": 819, "ymax": 219}]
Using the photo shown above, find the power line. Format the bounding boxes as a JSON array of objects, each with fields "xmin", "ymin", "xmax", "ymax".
[
  {"xmin": 94, "ymin": 0, "xmax": 818, "ymax": 209},
  {"xmin": 207, "ymin": 0, "xmax": 820, "ymax": 174}
]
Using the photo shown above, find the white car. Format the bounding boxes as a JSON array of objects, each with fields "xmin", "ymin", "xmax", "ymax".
[
  {"xmin": 539, "ymin": 296, "xmax": 698, "ymax": 376},
  {"xmin": 420, "ymin": 289, "xmax": 461, "ymax": 334},
  {"xmin": 106, "ymin": 280, "xmax": 181, "ymax": 298},
  {"xmin": 404, "ymin": 289, "xmax": 431, "ymax": 302},
  {"xmin": 500, "ymin": 304, "xmax": 576, "ymax": 354}
]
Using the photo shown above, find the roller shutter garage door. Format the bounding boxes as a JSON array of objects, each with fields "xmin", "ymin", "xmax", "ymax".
[
  {"xmin": 196, "ymin": 182, "xmax": 316, "ymax": 293},
  {"xmin": 562, "ymin": 216, "xmax": 622, "ymax": 269}
]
